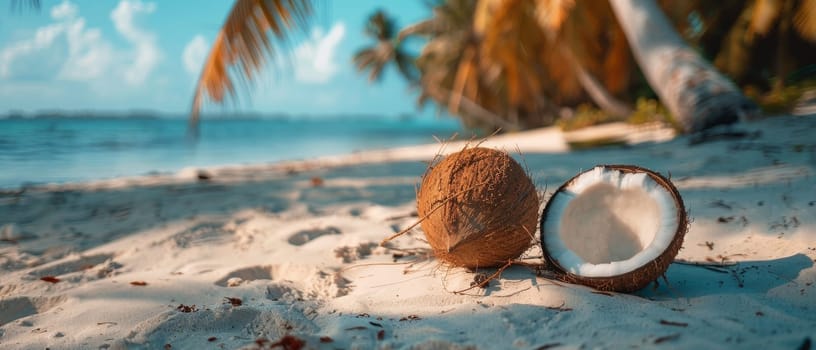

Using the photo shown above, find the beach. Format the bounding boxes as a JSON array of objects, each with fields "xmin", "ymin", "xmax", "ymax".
[{"xmin": 1, "ymin": 115, "xmax": 815, "ymax": 349}]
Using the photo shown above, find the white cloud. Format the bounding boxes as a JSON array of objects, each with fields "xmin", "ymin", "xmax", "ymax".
[
  {"xmin": 56, "ymin": 15, "xmax": 115, "ymax": 81},
  {"xmin": 182, "ymin": 35, "xmax": 209, "ymax": 76},
  {"xmin": 293, "ymin": 22, "xmax": 346, "ymax": 84},
  {"xmin": 110, "ymin": 0, "xmax": 160, "ymax": 85},
  {"xmin": 0, "ymin": 0, "xmax": 160, "ymax": 86},
  {"xmin": 0, "ymin": 24, "xmax": 64, "ymax": 77},
  {"xmin": 51, "ymin": 0, "xmax": 78, "ymax": 19}
]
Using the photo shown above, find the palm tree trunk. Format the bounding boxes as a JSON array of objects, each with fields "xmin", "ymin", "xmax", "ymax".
[
  {"xmin": 426, "ymin": 85, "xmax": 522, "ymax": 132},
  {"xmin": 608, "ymin": 0, "xmax": 760, "ymax": 133},
  {"xmin": 574, "ymin": 63, "xmax": 633, "ymax": 118},
  {"xmin": 454, "ymin": 93, "xmax": 523, "ymax": 132},
  {"xmin": 559, "ymin": 44, "xmax": 633, "ymax": 118}
]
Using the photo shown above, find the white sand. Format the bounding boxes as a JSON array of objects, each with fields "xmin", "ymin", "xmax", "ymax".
[{"xmin": 1, "ymin": 116, "xmax": 814, "ymax": 349}]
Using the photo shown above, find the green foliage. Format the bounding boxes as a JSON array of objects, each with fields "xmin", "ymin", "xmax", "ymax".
[
  {"xmin": 745, "ymin": 79, "xmax": 816, "ymax": 114},
  {"xmin": 557, "ymin": 104, "xmax": 621, "ymax": 131},
  {"xmin": 353, "ymin": 10, "xmax": 418, "ymax": 82},
  {"xmin": 627, "ymin": 98, "xmax": 681, "ymax": 131},
  {"xmin": 557, "ymin": 99, "xmax": 682, "ymax": 132}
]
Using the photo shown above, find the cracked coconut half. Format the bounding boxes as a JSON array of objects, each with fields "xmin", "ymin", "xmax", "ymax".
[{"xmin": 539, "ymin": 165, "xmax": 687, "ymax": 292}]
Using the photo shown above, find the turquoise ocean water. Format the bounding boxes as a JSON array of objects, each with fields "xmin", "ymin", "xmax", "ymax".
[{"xmin": 0, "ymin": 116, "xmax": 466, "ymax": 189}]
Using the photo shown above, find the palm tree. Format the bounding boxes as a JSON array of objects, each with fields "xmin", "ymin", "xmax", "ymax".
[
  {"xmin": 546, "ymin": 0, "xmax": 636, "ymax": 118},
  {"xmin": 188, "ymin": 0, "xmax": 811, "ymax": 134},
  {"xmin": 410, "ymin": 0, "xmax": 564, "ymax": 130},
  {"xmin": 406, "ymin": 0, "xmax": 633, "ymax": 131},
  {"xmin": 709, "ymin": 0, "xmax": 816, "ymax": 91},
  {"xmin": 352, "ymin": 10, "xmax": 416, "ymax": 82},
  {"xmin": 188, "ymin": 0, "xmax": 313, "ymax": 134},
  {"xmin": 470, "ymin": 0, "xmax": 635, "ymax": 121},
  {"xmin": 466, "ymin": 0, "xmax": 558, "ymax": 127},
  {"xmin": 607, "ymin": 0, "xmax": 760, "ymax": 133},
  {"xmin": 410, "ymin": 0, "xmax": 534, "ymax": 131}
]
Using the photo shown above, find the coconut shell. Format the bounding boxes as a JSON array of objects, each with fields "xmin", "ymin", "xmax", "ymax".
[
  {"xmin": 417, "ymin": 147, "xmax": 539, "ymax": 268},
  {"xmin": 539, "ymin": 165, "xmax": 687, "ymax": 292}
]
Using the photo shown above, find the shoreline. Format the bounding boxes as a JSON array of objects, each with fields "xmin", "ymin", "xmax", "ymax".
[{"xmin": 2, "ymin": 121, "xmax": 674, "ymax": 193}]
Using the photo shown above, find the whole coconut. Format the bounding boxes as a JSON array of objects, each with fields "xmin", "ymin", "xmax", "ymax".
[{"xmin": 417, "ymin": 147, "xmax": 539, "ymax": 268}]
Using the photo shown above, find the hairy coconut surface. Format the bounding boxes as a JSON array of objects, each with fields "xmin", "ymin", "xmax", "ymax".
[
  {"xmin": 417, "ymin": 147, "xmax": 539, "ymax": 268},
  {"xmin": 540, "ymin": 165, "xmax": 687, "ymax": 292}
]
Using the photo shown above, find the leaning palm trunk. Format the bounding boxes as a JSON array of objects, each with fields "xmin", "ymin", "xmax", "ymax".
[
  {"xmin": 573, "ymin": 62, "xmax": 633, "ymax": 118},
  {"xmin": 609, "ymin": 0, "xmax": 760, "ymax": 133},
  {"xmin": 426, "ymin": 85, "xmax": 522, "ymax": 132},
  {"xmin": 558, "ymin": 44, "xmax": 633, "ymax": 118}
]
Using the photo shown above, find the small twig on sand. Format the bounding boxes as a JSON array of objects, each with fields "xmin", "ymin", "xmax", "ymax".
[
  {"xmin": 340, "ymin": 261, "xmax": 415, "ymax": 272},
  {"xmin": 673, "ymin": 259, "xmax": 737, "ymax": 267},
  {"xmin": 385, "ymin": 246, "xmax": 430, "ymax": 256},
  {"xmin": 544, "ymin": 301, "xmax": 572, "ymax": 311},
  {"xmin": 673, "ymin": 259, "xmax": 736, "ymax": 274},
  {"xmin": 453, "ymin": 260, "xmax": 513, "ymax": 294},
  {"xmin": 510, "ymin": 260, "xmax": 544, "ymax": 268},
  {"xmin": 384, "ymin": 212, "xmax": 418, "ymax": 221}
]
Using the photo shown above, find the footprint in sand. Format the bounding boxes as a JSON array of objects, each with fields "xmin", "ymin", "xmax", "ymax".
[
  {"xmin": 265, "ymin": 281, "xmax": 303, "ymax": 301},
  {"xmin": 334, "ymin": 242, "xmax": 379, "ymax": 263},
  {"xmin": 214, "ymin": 265, "xmax": 277, "ymax": 287},
  {"xmin": 286, "ymin": 226, "xmax": 341, "ymax": 246},
  {"xmin": 0, "ymin": 295, "xmax": 67, "ymax": 325},
  {"xmin": 215, "ymin": 265, "xmax": 351, "ymax": 298},
  {"xmin": 27, "ymin": 253, "xmax": 114, "ymax": 279},
  {"xmin": 163, "ymin": 222, "xmax": 232, "ymax": 248}
]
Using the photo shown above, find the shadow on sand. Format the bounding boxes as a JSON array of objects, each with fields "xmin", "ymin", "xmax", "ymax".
[{"xmin": 639, "ymin": 253, "xmax": 813, "ymax": 299}]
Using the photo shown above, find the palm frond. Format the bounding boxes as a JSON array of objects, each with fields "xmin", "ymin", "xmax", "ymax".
[
  {"xmin": 364, "ymin": 10, "xmax": 395, "ymax": 41},
  {"xmin": 449, "ymin": 45, "xmax": 476, "ymax": 114},
  {"xmin": 794, "ymin": 0, "xmax": 816, "ymax": 41},
  {"xmin": 353, "ymin": 48, "xmax": 378, "ymax": 70},
  {"xmin": 749, "ymin": 0, "xmax": 782, "ymax": 38},
  {"xmin": 603, "ymin": 25, "xmax": 632, "ymax": 94},
  {"xmin": 190, "ymin": 0, "xmax": 312, "ymax": 131},
  {"xmin": 394, "ymin": 50, "xmax": 419, "ymax": 81},
  {"xmin": 367, "ymin": 62, "xmax": 386, "ymax": 82},
  {"xmin": 398, "ymin": 19, "xmax": 440, "ymax": 41},
  {"xmin": 534, "ymin": 0, "xmax": 574, "ymax": 32},
  {"xmin": 353, "ymin": 47, "xmax": 388, "ymax": 82},
  {"xmin": 10, "ymin": 0, "xmax": 39, "ymax": 11},
  {"xmin": 353, "ymin": 10, "xmax": 404, "ymax": 82}
]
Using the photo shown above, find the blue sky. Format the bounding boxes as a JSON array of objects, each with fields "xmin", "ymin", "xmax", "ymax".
[{"xmin": 0, "ymin": 0, "xmax": 436, "ymax": 118}]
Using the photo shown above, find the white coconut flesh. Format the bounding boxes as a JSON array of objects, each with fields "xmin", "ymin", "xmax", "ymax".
[{"xmin": 543, "ymin": 166, "xmax": 679, "ymax": 278}]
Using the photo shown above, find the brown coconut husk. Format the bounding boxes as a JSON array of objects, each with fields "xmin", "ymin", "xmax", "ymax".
[
  {"xmin": 539, "ymin": 165, "xmax": 688, "ymax": 292},
  {"xmin": 415, "ymin": 147, "xmax": 539, "ymax": 269}
]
